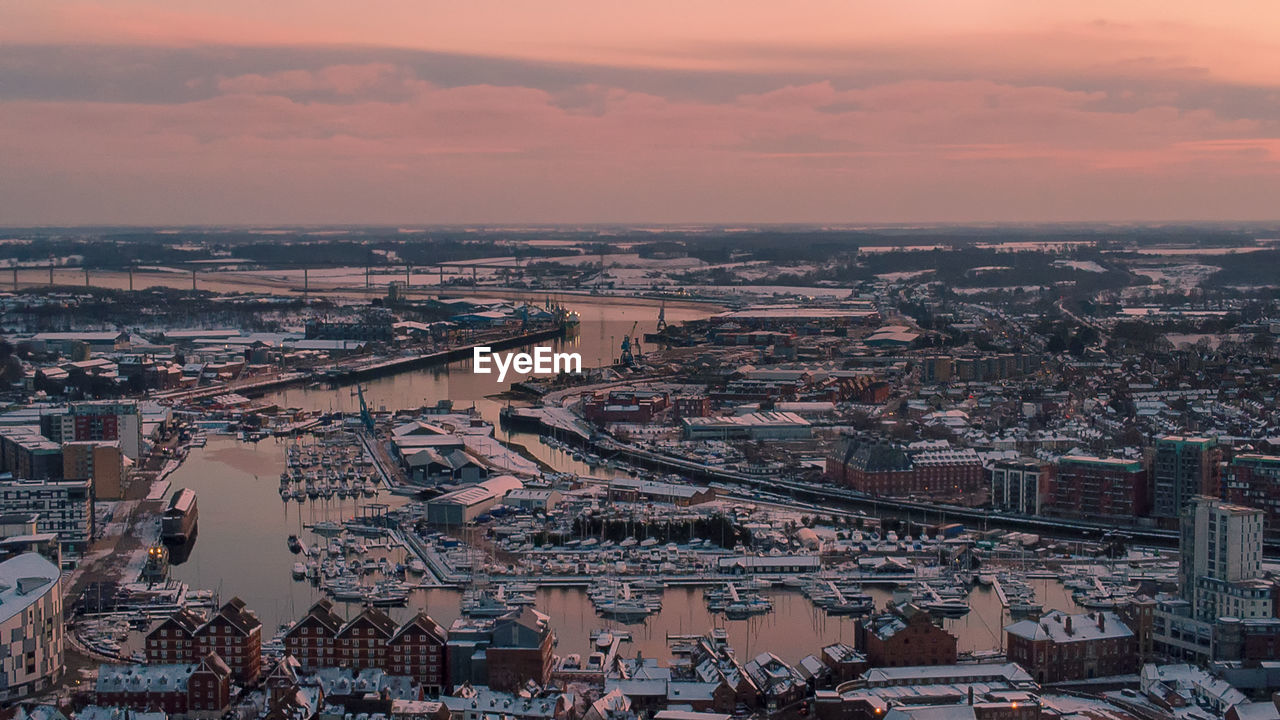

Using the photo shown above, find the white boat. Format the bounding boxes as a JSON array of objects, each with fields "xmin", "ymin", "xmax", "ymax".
[
  {"xmin": 724, "ymin": 596, "xmax": 773, "ymax": 619},
  {"xmin": 369, "ymin": 581, "xmax": 410, "ymax": 607},
  {"xmin": 595, "ymin": 598, "xmax": 653, "ymax": 623},
  {"xmin": 331, "ymin": 585, "xmax": 368, "ymax": 603},
  {"xmin": 461, "ymin": 588, "xmax": 516, "ymax": 618},
  {"xmin": 312, "ymin": 521, "xmax": 343, "ymax": 536},
  {"xmin": 923, "ymin": 598, "xmax": 972, "ymax": 617}
]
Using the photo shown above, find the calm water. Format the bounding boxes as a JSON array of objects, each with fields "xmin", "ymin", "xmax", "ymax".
[
  {"xmin": 264, "ymin": 296, "xmax": 707, "ymax": 477},
  {"xmin": 169, "ymin": 433, "xmax": 1082, "ymax": 663},
  {"xmin": 164, "ymin": 294, "xmax": 1079, "ymax": 662}
]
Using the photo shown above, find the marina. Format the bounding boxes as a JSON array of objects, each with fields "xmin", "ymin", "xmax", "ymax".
[
  {"xmin": 9, "ymin": 7, "xmax": 1280, "ymax": 714},
  {"xmin": 159, "ymin": 429, "xmax": 1106, "ymax": 663}
]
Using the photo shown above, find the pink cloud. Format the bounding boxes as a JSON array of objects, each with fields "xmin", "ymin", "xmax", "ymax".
[
  {"xmin": 216, "ymin": 63, "xmax": 411, "ymax": 96},
  {"xmin": 2, "ymin": 57, "xmax": 1280, "ymax": 223}
]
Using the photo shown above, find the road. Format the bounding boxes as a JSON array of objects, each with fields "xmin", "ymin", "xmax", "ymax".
[
  {"xmin": 544, "ymin": 431, "xmax": 1236, "ymax": 554},
  {"xmin": 1056, "ymin": 296, "xmax": 1109, "ymax": 341}
]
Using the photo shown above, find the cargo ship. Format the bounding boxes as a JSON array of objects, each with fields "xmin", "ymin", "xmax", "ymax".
[{"xmin": 161, "ymin": 488, "xmax": 199, "ymax": 543}]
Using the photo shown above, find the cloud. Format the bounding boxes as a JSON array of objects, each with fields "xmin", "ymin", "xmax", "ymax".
[
  {"xmin": 1, "ymin": 2, "xmax": 1280, "ymax": 223},
  {"xmin": 216, "ymin": 63, "xmax": 411, "ymax": 97}
]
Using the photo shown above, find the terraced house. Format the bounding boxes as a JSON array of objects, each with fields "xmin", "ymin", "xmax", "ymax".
[
  {"xmin": 144, "ymin": 597, "xmax": 263, "ymax": 684},
  {"xmin": 283, "ymin": 601, "xmax": 448, "ymax": 693}
]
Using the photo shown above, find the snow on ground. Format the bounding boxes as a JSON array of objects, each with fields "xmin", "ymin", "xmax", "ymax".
[
  {"xmin": 1052, "ymin": 259, "xmax": 1108, "ymax": 273},
  {"xmin": 688, "ymin": 285, "xmax": 852, "ymax": 298},
  {"xmin": 859, "ymin": 244, "xmax": 948, "ymax": 253},
  {"xmin": 875, "ymin": 270, "xmax": 936, "ymax": 281},
  {"xmin": 732, "ymin": 262, "xmax": 822, "ymax": 281},
  {"xmin": 146, "ymin": 477, "xmax": 172, "ymax": 500},
  {"xmin": 1131, "ymin": 264, "xmax": 1219, "ymax": 290},
  {"xmin": 1128, "ymin": 245, "xmax": 1267, "ymax": 255},
  {"xmin": 950, "ymin": 285, "xmax": 1047, "ymax": 295},
  {"xmin": 542, "ymin": 253, "xmax": 706, "ymax": 269},
  {"xmin": 976, "ymin": 240, "xmax": 1096, "ymax": 252},
  {"xmin": 464, "ymin": 434, "xmax": 541, "ymax": 477}
]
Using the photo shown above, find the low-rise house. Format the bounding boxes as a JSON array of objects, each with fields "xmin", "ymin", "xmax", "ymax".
[
  {"xmin": 441, "ymin": 684, "xmax": 572, "ymax": 720},
  {"xmin": 820, "ymin": 643, "xmax": 868, "ymax": 686},
  {"xmin": 742, "ymin": 652, "xmax": 807, "ymax": 712},
  {"xmin": 95, "ymin": 652, "xmax": 232, "ymax": 716}
]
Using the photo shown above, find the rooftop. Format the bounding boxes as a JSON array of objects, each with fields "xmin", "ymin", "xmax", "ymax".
[
  {"xmin": 1059, "ymin": 454, "xmax": 1143, "ymax": 470},
  {"xmin": 0, "ymin": 552, "xmax": 60, "ymax": 625},
  {"xmin": 97, "ymin": 663, "xmax": 194, "ymax": 694},
  {"xmin": 683, "ymin": 411, "xmax": 810, "ymax": 428},
  {"xmin": 1005, "ymin": 610, "xmax": 1134, "ymax": 643},
  {"xmin": 860, "ymin": 663, "xmax": 1034, "ymax": 687}
]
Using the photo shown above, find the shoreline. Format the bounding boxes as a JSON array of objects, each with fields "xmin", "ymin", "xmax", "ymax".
[{"xmin": 11, "ymin": 268, "xmax": 729, "ymax": 312}]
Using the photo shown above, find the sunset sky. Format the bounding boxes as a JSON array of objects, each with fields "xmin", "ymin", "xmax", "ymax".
[{"xmin": 3, "ymin": 1, "xmax": 1280, "ymax": 225}]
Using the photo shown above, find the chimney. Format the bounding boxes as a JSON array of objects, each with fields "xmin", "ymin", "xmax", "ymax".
[
  {"xmin": 968, "ymin": 686, "xmax": 974, "ymax": 705},
  {"xmin": 1065, "ymin": 616, "xmax": 1073, "ymax": 635},
  {"xmin": 1097, "ymin": 613, "xmax": 1106, "ymax": 631}
]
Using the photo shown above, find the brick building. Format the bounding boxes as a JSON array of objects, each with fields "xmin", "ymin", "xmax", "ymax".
[
  {"xmin": 667, "ymin": 633, "xmax": 760, "ymax": 713},
  {"xmin": 484, "ymin": 609, "xmax": 557, "ymax": 692},
  {"xmin": 673, "ymin": 396, "xmax": 712, "ymax": 419},
  {"xmin": 388, "ymin": 613, "xmax": 449, "ymax": 694},
  {"xmin": 281, "ymin": 599, "xmax": 344, "ymax": 671},
  {"xmin": 1004, "ymin": 610, "xmax": 1137, "ymax": 684},
  {"xmin": 447, "ymin": 608, "xmax": 556, "ymax": 692},
  {"xmin": 334, "ymin": 607, "xmax": 397, "ymax": 673},
  {"xmin": 819, "ymin": 643, "xmax": 869, "ymax": 685},
  {"xmin": 282, "ymin": 601, "xmax": 448, "ymax": 693},
  {"xmin": 743, "ymin": 652, "xmax": 807, "ymax": 712},
  {"xmin": 581, "ymin": 390, "xmax": 669, "ymax": 424},
  {"xmin": 1215, "ymin": 617, "xmax": 1280, "ymax": 664},
  {"xmin": 828, "ymin": 436, "xmax": 985, "ymax": 504},
  {"xmin": 40, "ymin": 400, "xmax": 144, "ymax": 460},
  {"xmin": 144, "ymin": 598, "xmax": 263, "ymax": 684},
  {"xmin": 855, "ymin": 604, "xmax": 957, "ymax": 668},
  {"xmin": 1051, "ymin": 455, "xmax": 1148, "ymax": 519},
  {"xmin": 96, "ymin": 652, "xmax": 232, "ymax": 715},
  {"xmin": 1224, "ymin": 454, "xmax": 1280, "ymax": 539},
  {"xmin": 62, "ymin": 441, "xmax": 125, "ymax": 500}
]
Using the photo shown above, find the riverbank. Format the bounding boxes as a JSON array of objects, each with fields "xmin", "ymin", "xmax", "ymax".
[
  {"xmin": 151, "ymin": 322, "xmax": 568, "ymax": 404},
  {"xmin": 17, "ymin": 266, "xmax": 728, "ymax": 313}
]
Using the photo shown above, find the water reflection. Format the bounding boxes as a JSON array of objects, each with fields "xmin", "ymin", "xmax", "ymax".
[
  {"xmin": 168, "ymin": 435, "xmax": 1082, "ymax": 663},
  {"xmin": 164, "ymin": 295, "xmax": 1081, "ymax": 663},
  {"xmin": 164, "ymin": 529, "xmax": 198, "ymax": 565}
]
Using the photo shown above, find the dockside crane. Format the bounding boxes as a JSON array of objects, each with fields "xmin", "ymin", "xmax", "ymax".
[
  {"xmin": 353, "ymin": 384, "xmax": 375, "ymax": 432},
  {"xmin": 619, "ymin": 321, "xmax": 643, "ymax": 366}
]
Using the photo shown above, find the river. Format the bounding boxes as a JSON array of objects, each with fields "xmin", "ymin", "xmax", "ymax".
[{"xmin": 164, "ymin": 292, "xmax": 1081, "ymax": 664}]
